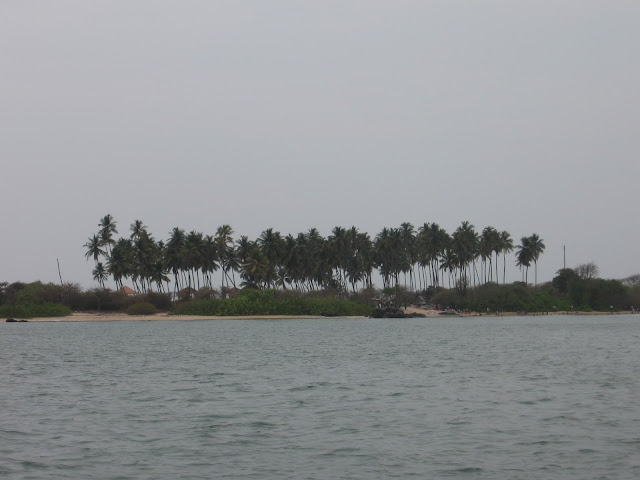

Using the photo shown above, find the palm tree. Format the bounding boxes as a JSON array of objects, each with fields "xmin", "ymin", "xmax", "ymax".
[
  {"xmin": 528, "ymin": 233, "xmax": 546, "ymax": 287},
  {"xmin": 241, "ymin": 247, "xmax": 270, "ymax": 288},
  {"xmin": 439, "ymin": 248, "xmax": 458, "ymax": 288},
  {"xmin": 399, "ymin": 222, "xmax": 417, "ymax": 289},
  {"xmin": 500, "ymin": 231, "xmax": 514, "ymax": 284},
  {"xmin": 98, "ymin": 214, "xmax": 118, "ymax": 256},
  {"xmin": 84, "ymin": 234, "xmax": 106, "ymax": 264},
  {"xmin": 479, "ymin": 226, "xmax": 500, "ymax": 283},
  {"xmin": 106, "ymin": 238, "xmax": 133, "ymax": 290},
  {"xmin": 258, "ymin": 228, "xmax": 285, "ymax": 287},
  {"xmin": 516, "ymin": 237, "xmax": 533, "ymax": 284},
  {"xmin": 452, "ymin": 221, "xmax": 478, "ymax": 291},
  {"xmin": 130, "ymin": 219, "xmax": 147, "ymax": 239},
  {"xmin": 183, "ymin": 230, "xmax": 204, "ymax": 291},
  {"xmin": 92, "ymin": 262, "xmax": 108, "ymax": 288},
  {"xmin": 215, "ymin": 225, "xmax": 236, "ymax": 291},
  {"xmin": 166, "ymin": 227, "xmax": 186, "ymax": 292}
]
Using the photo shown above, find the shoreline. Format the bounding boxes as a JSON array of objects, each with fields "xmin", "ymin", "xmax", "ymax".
[{"xmin": 4, "ymin": 307, "xmax": 637, "ymax": 322}]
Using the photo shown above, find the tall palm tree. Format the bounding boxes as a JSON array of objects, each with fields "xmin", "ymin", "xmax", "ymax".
[
  {"xmin": 106, "ymin": 238, "xmax": 133, "ymax": 290},
  {"xmin": 500, "ymin": 231, "xmax": 514, "ymax": 284},
  {"xmin": 98, "ymin": 214, "xmax": 118, "ymax": 256},
  {"xmin": 479, "ymin": 226, "xmax": 500, "ymax": 283},
  {"xmin": 166, "ymin": 227, "xmax": 186, "ymax": 293},
  {"xmin": 92, "ymin": 262, "xmax": 108, "ymax": 288},
  {"xmin": 241, "ymin": 247, "xmax": 270, "ymax": 288},
  {"xmin": 258, "ymin": 228, "xmax": 285, "ymax": 287},
  {"xmin": 84, "ymin": 234, "xmax": 106, "ymax": 264},
  {"xmin": 399, "ymin": 222, "xmax": 417, "ymax": 289},
  {"xmin": 130, "ymin": 219, "xmax": 147, "ymax": 239},
  {"xmin": 528, "ymin": 233, "xmax": 546, "ymax": 287},
  {"xmin": 452, "ymin": 221, "xmax": 478, "ymax": 291},
  {"xmin": 516, "ymin": 237, "xmax": 533, "ymax": 284},
  {"xmin": 439, "ymin": 248, "xmax": 458, "ymax": 289},
  {"xmin": 215, "ymin": 225, "xmax": 236, "ymax": 291}
]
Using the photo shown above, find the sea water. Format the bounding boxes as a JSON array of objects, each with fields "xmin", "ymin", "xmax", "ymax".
[{"xmin": 1, "ymin": 315, "xmax": 639, "ymax": 479}]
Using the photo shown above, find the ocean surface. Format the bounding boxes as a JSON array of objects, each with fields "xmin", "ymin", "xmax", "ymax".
[{"xmin": 1, "ymin": 315, "xmax": 639, "ymax": 479}]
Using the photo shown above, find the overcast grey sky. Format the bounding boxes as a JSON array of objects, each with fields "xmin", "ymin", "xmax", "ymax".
[{"xmin": 2, "ymin": 1, "xmax": 639, "ymax": 288}]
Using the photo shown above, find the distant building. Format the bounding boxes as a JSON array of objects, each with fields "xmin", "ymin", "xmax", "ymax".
[{"xmin": 118, "ymin": 286, "xmax": 138, "ymax": 295}]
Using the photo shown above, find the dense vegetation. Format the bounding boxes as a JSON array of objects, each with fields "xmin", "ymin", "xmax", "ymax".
[
  {"xmin": 175, "ymin": 289, "xmax": 373, "ymax": 317},
  {"xmin": 2, "ymin": 215, "xmax": 635, "ymax": 318},
  {"xmin": 0, "ymin": 281, "xmax": 170, "ymax": 317},
  {"xmin": 430, "ymin": 268, "xmax": 640, "ymax": 312},
  {"xmin": 85, "ymin": 214, "xmax": 545, "ymax": 295},
  {"xmin": 0, "ymin": 281, "xmax": 72, "ymax": 318},
  {"xmin": 2, "ymin": 266, "xmax": 639, "ymax": 319},
  {"xmin": 0, "ymin": 281, "xmax": 374, "ymax": 318}
]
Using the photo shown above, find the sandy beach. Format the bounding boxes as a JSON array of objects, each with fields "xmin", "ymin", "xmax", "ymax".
[
  {"xmin": 19, "ymin": 312, "xmax": 346, "ymax": 322},
  {"xmin": 7, "ymin": 307, "xmax": 633, "ymax": 322}
]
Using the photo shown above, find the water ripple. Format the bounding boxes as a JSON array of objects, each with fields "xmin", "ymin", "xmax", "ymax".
[{"xmin": 1, "ymin": 315, "xmax": 639, "ymax": 479}]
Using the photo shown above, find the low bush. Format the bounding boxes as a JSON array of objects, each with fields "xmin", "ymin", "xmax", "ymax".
[
  {"xmin": 126, "ymin": 302, "xmax": 157, "ymax": 315},
  {"xmin": 430, "ymin": 283, "xmax": 571, "ymax": 313},
  {"xmin": 0, "ymin": 302, "xmax": 71, "ymax": 319},
  {"xmin": 175, "ymin": 288, "xmax": 372, "ymax": 317}
]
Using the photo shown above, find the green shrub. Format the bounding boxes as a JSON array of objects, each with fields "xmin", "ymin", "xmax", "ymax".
[
  {"xmin": 126, "ymin": 302, "xmax": 157, "ymax": 315},
  {"xmin": 174, "ymin": 288, "xmax": 372, "ymax": 317},
  {"xmin": 0, "ymin": 302, "xmax": 71, "ymax": 319}
]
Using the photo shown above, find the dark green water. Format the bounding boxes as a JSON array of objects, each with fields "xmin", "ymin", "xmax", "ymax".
[{"xmin": 1, "ymin": 315, "xmax": 639, "ymax": 479}]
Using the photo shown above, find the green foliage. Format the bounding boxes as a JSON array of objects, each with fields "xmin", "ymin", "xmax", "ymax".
[
  {"xmin": 552, "ymin": 270, "xmax": 631, "ymax": 310},
  {"xmin": 552, "ymin": 268, "xmax": 578, "ymax": 293},
  {"xmin": 126, "ymin": 302, "xmax": 158, "ymax": 315},
  {"xmin": 175, "ymin": 288, "xmax": 372, "ymax": 317},
  {"xmin": 0, "ymin": 302, "xmax": 71, "ymax": 319},
  {"xmin": 568, "ymin": 278, "xmax": 628, "ymax": 311},
  {"xmin": 431, "ymin": 283, "xmax": 570, "ymax": 312},
  {"xmin": 0, "ymin": 281, "xmax": 71, "ymax": 318}
]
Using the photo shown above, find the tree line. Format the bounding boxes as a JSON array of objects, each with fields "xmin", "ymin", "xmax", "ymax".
[{"xmin": 84, "ymin": 215, "xmax": 546, "ymax": 295}]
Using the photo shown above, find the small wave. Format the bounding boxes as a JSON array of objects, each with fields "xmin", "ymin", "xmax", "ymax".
[
  {"xmin": 439, "ymin": 466, "xmax": 483, "ymax": 476},
  {"xmin": 321, "ymin": 447, "xmax": 361, "ymax": 456},
  {"xmin": 446, "ymin": 419, "xmax": 470, "ymax": 425},
  {"xmin": 20, "ymin": 460, "xmax": 48, "ymax": 469},
  {"xmin": 247, "ymin": 421, "xmax": 275, "ymax": 429},
  {"xmin": 289, "ymin": 385, "xmax": 316, "ymax": 392}
]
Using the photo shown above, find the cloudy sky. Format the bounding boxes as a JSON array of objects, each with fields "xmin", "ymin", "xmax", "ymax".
[{"xmin": 2, "ymin": 1, "xmax": 639, "ymax": 288}]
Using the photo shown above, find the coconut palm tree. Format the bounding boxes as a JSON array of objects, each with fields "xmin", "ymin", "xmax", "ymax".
[
  {"xmin": 439, "ymin": 248, "xmax": 458, "ymax": 289},
  {"xmin": 215, "ymin": 225, "xmax": 236, "ymax": 291},
  {"xmin": 500, "ymin": 231, "xmax": 514, "ymax": 284},
  {"xmin": 165, "ymin": 227, "xmax": 186, "ymax": 292},
  {"xmin": 92, "ymin": 262, "xmax": 108, "ymax": 288},
  {"xmin": 399, "ymin": 222, "xmax": 417, "ymax": 289},
  {"xmin": 106, "ymin": 238, "xmax": 133, "ymax": 290},
  {"xmin": 479, "ymin": 226, "xmax": 500, "ymax": 283},
  {"xmin": 130, "ymin": 219, "xmax": 147, "ymax": 240},
  {"xmin": 84, "ymin": 234, "xmax": 106, "ymax": 264},
  {"xmin": 241, "ymin": 247, "xmax": 270, "ymax": 288},
  {"xmin": 258, "ymin": 228, "xmax": 285, "ymax": 287},
  {"xmin": 98, "ymin": 214, "xmax": 118, "ymax": 256},
  {"xmin": 516, "ymin": 237, "xmax": 533, "ymax": 284},
  {"xmin": 452, "ymin": 221, "xmax": 478, "ymax": 291},
  {"xmin": 527, "ymin": 233, "xmax": 546, "ymax": 287}
]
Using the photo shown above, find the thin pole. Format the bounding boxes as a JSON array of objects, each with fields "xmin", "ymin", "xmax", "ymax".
[
  {"xmin": 57, "ymin": 258, "xmax": 64, "ymax": 303},
  {"xmin": 57, "ymin": 258, "xmax": 64, "ymax": 286},
  {"xmin": 563, "ymin": 245, "xmax": 566, "ymax": 270}
]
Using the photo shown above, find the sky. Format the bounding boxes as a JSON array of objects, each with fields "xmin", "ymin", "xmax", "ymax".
[{"xmin": 2, "ymin": 1, "xmax": 639, "ymax": 289}]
